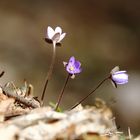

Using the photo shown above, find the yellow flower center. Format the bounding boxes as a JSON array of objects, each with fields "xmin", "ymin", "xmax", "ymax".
[{"xmin": 69, "ymin": 66, "xmax": 74, "ymax": 71}]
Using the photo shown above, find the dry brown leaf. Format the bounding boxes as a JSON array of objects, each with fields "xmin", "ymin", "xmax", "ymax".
[
  {"xmin": 0, "ymin": 98, "xmax": 15, "ymax": 114},
  {"xmin": 0, "ymin": 89, "xmax": 8, "ymax": 101}
]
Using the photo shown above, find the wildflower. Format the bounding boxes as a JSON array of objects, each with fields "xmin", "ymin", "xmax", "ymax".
[
  {"xmin": 55, "ymin": 56, "xmax": 82, "ymax": 111},
  {"xmin": 70, "ymin": 66, "xmax": 128, "ymax": 110},
  {"xmin": 110, "ymin": 66, "xmax": 128, "ymax": 88},
  {"xmin": 41, "ymin": 26, "xmax": 66, "ymax": 105},
  {"xmin": 64, "ymin": 56, "xmax": 82, "ymax": 79},
  {"xmin": 45, "ymin": 26, "xmax": 66, "ymax": 46}
]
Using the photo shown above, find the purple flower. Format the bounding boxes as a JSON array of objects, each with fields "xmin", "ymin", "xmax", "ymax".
[
  {"xmin": 64, "ymin": 56, "xmax": 82, "ymax": 78},
  {"xmin": 45, "ymin": 26, "xmax": 66, "ymax": 46},
  {"xmin": 110, "ymin": 66, "xmax": 128, "ymax": 88}
]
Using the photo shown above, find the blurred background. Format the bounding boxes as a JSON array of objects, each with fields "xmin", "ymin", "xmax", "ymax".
[{"xmin": 0, "ymin": 0, "xmax": 140, "ymax": 135}]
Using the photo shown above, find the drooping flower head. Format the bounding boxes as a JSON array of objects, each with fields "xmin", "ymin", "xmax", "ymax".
[
  {"xmin": 110, "ymin": 66, "xmax": 128, "ymax": 88},
  {"xmin": 45, "ymin": 26, "xmax": 66, "ymax": 46},
  {"xmin": 64, "ymin": 56, "xmax": 82, "ymax": 78}
]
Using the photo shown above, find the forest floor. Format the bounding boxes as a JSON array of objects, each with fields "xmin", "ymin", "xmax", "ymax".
[{"xmin": 0, "ymin": 84, "xmax": 139, "ymax": 140}]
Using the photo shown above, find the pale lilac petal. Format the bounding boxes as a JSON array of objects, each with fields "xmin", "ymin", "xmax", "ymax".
[
  {"xmin": 58, "ymin": 33, "xmax": 66, "ymax": 42},
  {"xmin": 114, "ymin": 71, "xmax": 126, "ymax": 74},
  {"xmin": 75, "ymin": 68, "xmax": 82, "ymax": 73},
  {"xmin": 47, "ymin": 26, "xmax": 55, "ymax": 39},
  {"xmin": 55, "ymin": 27, "xmax": 62, "ymax": 34},
  {"xmin": 73, "ymin": 67, "xmax": 82, "ymax": 74},
  {"xmin": 69, "ymin": 56, "xmax": 75, "ymax": 64},
  {"xmin": 114, "ymin": 79, "xmax": 128, "ymax": 84},
  {"xmin": 112, "ymin": 72, "xmax": 128, "ymax": 85}
]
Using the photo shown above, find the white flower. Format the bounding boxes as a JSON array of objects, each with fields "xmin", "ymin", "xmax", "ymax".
[
  {"xmin": 110, "ymin": 66, "xmax": 128, "ymax": 88},
  {"xmin": 45, "ymin": 26, "xmax": 66, "ymax": 46}
]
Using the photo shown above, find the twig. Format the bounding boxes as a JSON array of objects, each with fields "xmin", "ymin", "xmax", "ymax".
[
  {"xmin": 2, "ymin": 87, "xmax": 40, "ymax": 109},
  {"xmin": 5, "ymin": 111, "xmax": 29, "ymax": 121}
]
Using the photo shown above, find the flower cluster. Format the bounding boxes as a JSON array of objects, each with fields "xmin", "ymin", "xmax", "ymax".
[{"xmin": 43, "ymin": 25, "xmax": 129, "ymax": 109}]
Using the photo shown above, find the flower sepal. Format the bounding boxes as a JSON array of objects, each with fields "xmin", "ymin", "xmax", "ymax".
[
  {"xmin": 63, "ymin": 61, "xmax": 68, "ymax": 67},
  {"xmin": 110, "ymin": 79, "xmax": 117, "ymax": 88},
  {"xmin": 70, "ymin": 74, "xmax": 75, "ymax": 79},
  {"xmin": 44, "ymin": 38, "xmax": 61, "ymax": 47}
]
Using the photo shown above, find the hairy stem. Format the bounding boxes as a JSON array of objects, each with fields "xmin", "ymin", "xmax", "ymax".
[
  {"xmin": 41, "ymin": 43, "xmax": 56, "ymax": 104},
  {"xmin": 70, "ymin": 76, "xmax": 110, "ymax": 110},
  {"xmin": 55, "ymin": 73, "xmax": 70, "ymax": 111}
]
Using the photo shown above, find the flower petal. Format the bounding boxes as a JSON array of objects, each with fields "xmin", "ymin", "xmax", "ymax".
[
  {"xmin": 52, "ymin": 32, "xmax": 61, "ymax": 43},
  {"xmin": 69, "ymin": 56, "xmax": 75, "ymax": 64},
  {"xmin": 47, "ymin": 26, "xmax": 55, "ymax": 39},
  {"xmin": 114, "ymin": 71, "xmax": 126, "ymax": 74},
  {"xmin": 74, "ymin": 61, "xmax": 81, "ymax": 69},
  {"xmin": 112, "ymin": 73, "xmax": 128, "ymax": 84},
  {"xmin": 55, "ymin": 27, "xmax": 62, "ymax": 34},
  {"xmin": 75, "ymin": 68, "xmax": 82, "ymax": 74},
  {"xmin": 58, "ymin": 33, "xmax": 66, "ymax": 42}
]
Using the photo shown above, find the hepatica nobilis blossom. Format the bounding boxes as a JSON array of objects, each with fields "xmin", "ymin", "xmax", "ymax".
[
  {"xmin": 64, "ymin": 56, "xmax": 82, "ymax": 78},
  {"xmin": 55, "ymin": 56, "xmax": 82, "ymax": 111},
  {"xmin": 70, "ymin": 66, "xmax": 128, "ymax": 110},
  {"xmin": 41, "ymin": 26, "xmax": 66, "ymax": 104},
  {"xmin": 110, "ymin": 66, "xmax": 128, "ymax": 88},
  {"xmin": 45, "ymin": 26, "xmax": 66, "ymax": 46}
]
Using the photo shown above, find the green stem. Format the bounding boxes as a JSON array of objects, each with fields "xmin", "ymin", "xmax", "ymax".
[
  {"xmin": 70, "ymin": 76, "xmax": 110, "ymax": 110},
  {"xmin": 55, "ymin": 73, "xmax": 70, "ymax": 111},
  {"xmin": 41, "ymin": 43, "xmax": 56, "ymax": 105}
]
